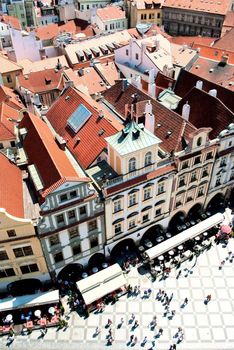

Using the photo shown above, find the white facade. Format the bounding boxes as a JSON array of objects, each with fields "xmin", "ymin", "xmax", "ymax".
[
  {"xmin": 76, "ymin": 0, "xmax": 110, "ymax": 11},
  {"xmin": 37, "ymin": 15, "xmax": 59, "ymax": 26},
  {"xmin": 91, "ymin": 9, "xmax": 128, "ymax": 32},
  {"xmin": 0, "ymin": 21, "xmax": 12, "ymax": 47},
  {"xmin": 38, "ymin": 180, "xmax": 105, "ymax": 275}
]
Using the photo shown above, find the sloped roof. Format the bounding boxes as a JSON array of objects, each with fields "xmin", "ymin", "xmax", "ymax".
[
  {"xmin": 17, "ymin": 68, "xmax": 64, "ymax": 93},
  {"xmin": 18, "ymin": 56, "xmax": 69, "ymax": 75},
  {"xmin": 0, "ymin": 54, "xmax": 22, "ymax": 74},
  {"xmin": 0, "ymin": 152, "xmax": 24, "ymax": 218},
  {"xmin": 176, "ymin": 87, "xmax": 234, "ymax": 139},
  {"xmin": 46, "ymin": 86, "xmax": 123, "ymax": 169},
  {"xmin": 0, "ymin": 103, "xmax": 20, "ymax": 141},
  {"xmin": 19, "ymin": 112, "xmax": 81, "ymax": 197},
  {"xmin": 0, "ymin": 14, "xmax": 21, "ymax": 30},
  {"xmin": 97, "ymin": 7, "xmax": 126, "ymax": 21},
  {"xmin": 174, "ymin": 69, "xmax": 234, "ymax": 112},
  {"xmin": 213, "ymin": 27, "xmax": 234, "ymax": 52},
  {"xmin": 0, "ymin": 85, "xmax": 24, "ymax": 110},
  {"xmin": 163, "ymin": 0, "xmax": 231, "ymax": 15},
  {"xmin": 106, "ymin": 120, "xmax": 161, "ymax": 155},
  {"xmin": 103, "ymin": 81, "xmax": 197, "ymax": 154},
  {"xmin": 94, "ymin": 61, "xmax": 119, "ymax": 86}
]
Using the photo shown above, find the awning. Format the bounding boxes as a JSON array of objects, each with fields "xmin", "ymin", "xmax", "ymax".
[
  {"xmin": 76, "ymin": 264, "xmax": 126, "ymax": 306},
  {"xmin": 146, "ymin": 212, "xmax": 224, "ymax": 260},
  {"xmin": 0, "ymin": 290, "xmax": 59, "ymax": 312}
]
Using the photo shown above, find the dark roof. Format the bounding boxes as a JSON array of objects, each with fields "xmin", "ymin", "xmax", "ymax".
[
  {"xmin": 103, "ymin": 81, "xmax": 197, "ymax": 154},
  {"xmin": 174, "ymin": 69, "xmax": 234, "ymax": 112},
  {"xmin": 176, "ymin": 87, "xmax": 234, "ymax": 139}
]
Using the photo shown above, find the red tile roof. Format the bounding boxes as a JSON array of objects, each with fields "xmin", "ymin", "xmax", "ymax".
[
  {"xmin": 190, "ymin": 57, "xmax": 234, "ymax": 91},
  {"xmin": 105, "ymin": 164, "xmax": 176, "ymax": 196},
  {"xmin": 19, "ymin": 112, "xmax": 83, "ymax": 197},
  {"xmin": 176, "ymin": 87, "xmax": 234, "ymax": 139},
  {"xmin": 174, "ymin": 69, "xmax": 234, "ymax": 112},
  {"xmin": 34, "ymin": 19, "xmax": 95, "ymax": 41},
  {"xmin": 169, "ymin": 36, "xmax": 215, "ymax": 47},
  {"xmin": 18, "ymin": 68, "xmax": 64, "ymax": 94},
  {"xmin": 103, "ymin": 81, "xmax": 197, "ymax": 154},
  {"xmin": 0, "ymin": 103, "xmax": 20, "ymax": 141},
  {"xmin": 213, "ymin": 27, "xmax": 234, "ymax": 52},
  {"xmin": 97, "ymin": 7, "xmax": 126, "ymax": 21},
  {"xmin": 46, "ymin": 86, "xmax": 122, "ymax": 169},
  {"xmin": 0, "ymin": 153, "xmax": 24, "ymax": 218},
  {"xmin": 0, "ymin": 14, "xmax": 21, "ymax": 30},
  {"xmin": 163, "ymin": 0, "xmax": 231, "ymax": 15},
  {"xmin": 0, "ymin": 85, "xmax": 24, "ymax": 110},
  {"xmin": 222, "ymin": 11, "xmax": 234, "ymax": 30}
]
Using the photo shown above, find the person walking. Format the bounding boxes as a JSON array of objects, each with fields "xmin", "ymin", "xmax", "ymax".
[
  {"xmin": 207, "ymin": 294, "xmax": 211, "ymax": 302},
  {"xmin": 131, "ymin": 313, "xmax": 135, "ymax": 321},
  {"xmin": 107, "ymin": 318, "xmax": 112, "ymax": 327},
  {"xmin": 130, "ymin": 334, "xmax": 134, "ymax": 343},
  {"xmin": 184, "ymin": 297, "xmax": 188, "ymax": 305},
  {"xmin": 95, "ymin": 326, "xmax": 100, "ymax": 335},
  {"xmin": 142, "ymin": 336, "xmax": 147, "ymax": 345},
  {"xmin": 134, "ymin": 320, "xmax": 139, "ymax": 328},
  {"xmin": 133, "ymin": 336, "xmax": 138, "ymax": 345},
  {"xmin": 159, "ymin": 327, "xmax": 163, "ymax": 335}
]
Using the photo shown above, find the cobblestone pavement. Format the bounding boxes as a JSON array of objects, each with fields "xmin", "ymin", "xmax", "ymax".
[{"xmin": 1, "ymin": 239, "xmax": 234, "ymax": 350}]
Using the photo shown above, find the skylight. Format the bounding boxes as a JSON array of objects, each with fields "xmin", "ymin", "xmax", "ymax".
[{"xmin": 67, "ymin": 104, "xmax": 92, "ymax": 133}]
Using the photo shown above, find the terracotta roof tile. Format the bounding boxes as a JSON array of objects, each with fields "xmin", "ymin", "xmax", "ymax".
[
  {"xmin": 222, "ymin": 11, "xmax": 234, "ymax": 29},
  {"xmin": 174, "ymin": 69, "xmax": 234, "ymax": 112},
  {"xmin": 0, "ymin": 152, "xmax": 24, "ymax": 218},
  {"xmin": 169, "ymin": 36, "xmax": 215, "ymax": 47},
  {"xmin": 0, "ymin": 14, "xmax": 21, "ymax": 30},
  {"xmin": 0, "ymin": 103, "xmax": 20, "ymax": 141},
  {"xmin": 46, "ymin": 86, "xmax": 122, "ymax": 169},
  {"xmin": 163, "ymin": 0, "xmax": 231, "ymax": 15},
  {"xmin": 97, "ymin": 7, "xmax": 126, "ymax": 21},
  {"xmin": 19, "ymin": 112, "xmax": 81, "ymax": 195},
  {"xmin": 176, "ymin": 87, "xmax": 234, "ymax": 138},
  {"xmin": 94, "ymin": 61, "xmax": 120, "ymax": 86},
  {"xmin": 213, "ymin": 27, "xmax": 234, "ymax": 52},
  {"xmin": 0, "ymin": 85, "xmax": 24, "ymax": 110},
  {"xmin": 103, "ymin": 81, "xmax": 197, "ymax": 154},
  {"xmin": 18, "ymin": 68, "xmax": 64, "ymax": 93},
  {"xmin": 0, "ymin": 54, "xmax": 22, "ymax": 74}
]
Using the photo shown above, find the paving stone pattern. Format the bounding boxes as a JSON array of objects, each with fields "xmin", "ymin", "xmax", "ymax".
[{"xmin": 1, "ymin": 239, "xmax": 234, "ymax": 350}]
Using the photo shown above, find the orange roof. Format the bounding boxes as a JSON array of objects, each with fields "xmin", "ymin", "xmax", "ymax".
[
  {"xmin": 0, "ymin": 103, "xmax": 20, "ymax": 141},
  {"xmin": 94, "ymin": 61, "xmax": 119, "ymax": 86},
  {"xmin": 195, "ymin": 44, "xmax": 234, "ymax": 64},
  {"xmin": 212, "ymin": 27, "xmax": 234, "ymax": 53},
  {"xmin": 169, "ymin": 36, "xmax": 215, "ymax": 47},
  {"xmin": 18, "ymin": 68, "xmax": 64, "ymax": 93},
  {"xmin": 223, "ymin": 11, "xmax": 234, "ymax": 28},
  {"xmin": 0, "ymin": 85, "xmax": 24, "ymax": 110},
  {"xmin": 19, "ymin": 112, "xmax": 82, "ymax": 197},
  {"xmin": 34, "ymin": 19, "xmax": 95, "ymax": 41},
  {"xmin": 46, "ymin": 86, "xmax": 122, "ymax": 169},
  {"xmin": 97, "ymin": 7, "xmax": 126, "ymax": 21},
  {"xmin": 163, "ymin": 0, "xmax": 231, "ymax": 15},
  {"xmin": 0, "ymin": 14, "xmax": 21, "ymax": 30},
  {"xmin": 0, "ymin": 153, "xmax": 24, "ymax": 218}
]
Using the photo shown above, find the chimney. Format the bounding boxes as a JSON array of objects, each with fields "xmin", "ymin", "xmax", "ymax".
[
  {"xmin": 149, "ymin": 68, "xmax": 155, "ymax": 84},
  {"xmin": 182, "ymin": 101, "xmax": 190, "ymax": 121},
  {"xmin": 145, "ymin": 101, "xmax": 155, "ymax": 134},
  {"xmin": 64, "ymin": 80, "xmax": 74, "ymax": 89},
  {"xmin": 141, "ymin": 42, "xmax": 147, "ymax": 53},
  {"xmin": 219, "ymin": 54, "xmax": 229, "ymax": 66},
  {"xmin": 195, "ymin": 80, "xmax": 203, "ymax": 90},
  {"xmin": 208, "ymin": 89, "xmax": 217, "ymax": 98},
  {"xmin": 148, "ymin": 82, "xmax": 156, "ymax": 99},
  {"xmin": 122, "ymin": 78, "xmax": 128, "ymax": 92}
]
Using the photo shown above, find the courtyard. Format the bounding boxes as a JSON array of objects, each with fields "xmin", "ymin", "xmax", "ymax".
[{"xmin": 1, "ymin": 237, "xmax": 234, "ymax": 350}]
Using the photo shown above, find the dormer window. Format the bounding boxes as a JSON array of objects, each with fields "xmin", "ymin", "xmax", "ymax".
[
  {"xmin": 197, "ymin": 137, "xmax": 202, "ymax": 147},
  {"xmin": 145, "ymin": 152, "xmax": 152, "ymax": 166},
  {"xmin": 129, "ymin": 157, "xmax": 136, "ymax": 172}
]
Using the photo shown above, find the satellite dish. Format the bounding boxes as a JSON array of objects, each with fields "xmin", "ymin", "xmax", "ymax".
[{"xmin": 136, "ymin": 23, "xmax": 152, "ymax": 35}]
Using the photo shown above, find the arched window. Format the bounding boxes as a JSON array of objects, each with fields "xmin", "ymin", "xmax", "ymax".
[
  {"xmin": 197, "ymin": 137, "xmax": 202, "ymax": 147},
  {"xmin": 145, "ymin": 152, "xmax": 152, "ymax": 166},
  {"xmin": 129, "ymin": 157, "xmax": 136, "ymax": 172}
]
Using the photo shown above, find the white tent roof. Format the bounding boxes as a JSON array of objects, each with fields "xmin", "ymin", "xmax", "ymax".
[
  {"xmin": 146, "ymin": 212, "xmax": 224, "ymax": 260},
  {"xmin": 0, "ymin": 290, "xmax": 59, "ymax": 312},
  {"xmin": 76, "ymin": 263, "xmax": 126, "ymax": 306}
]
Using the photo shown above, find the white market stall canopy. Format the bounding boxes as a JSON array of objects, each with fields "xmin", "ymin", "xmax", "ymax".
[
  {"xmin": 76, "ymin": 263, "xmax": 126, "ymax": 306},
  {"xmin": 146, "ymin": 212, "xmax": 224, "ymax": 260},
  {"xmin": 0, "ymin": 290, "xmax": 59, "ymax": 312}
]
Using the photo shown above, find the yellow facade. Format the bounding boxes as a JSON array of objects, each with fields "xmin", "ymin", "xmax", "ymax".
[
  {"xmin": 0, "ymin": 209, "xmax": 48, "ymax": 290},
  {"xmin": 1, "ymin": 69, "xmax": 22, "ymax": 89},
  {"xmin": 129, "ymin": 3, "xmax": 162, "ymax": 28}
]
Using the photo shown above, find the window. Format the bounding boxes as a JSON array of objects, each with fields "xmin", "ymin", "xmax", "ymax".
[
  {"xmin": 228, "ymin": 140, "xmax": 232, "ymax": 148},
  {"xmin": 79, "ymin": 206, "xmax": 87, "ymax": 217},
  {"xmin": 230, "ymin": 170, "xmax": 234, "ymax": 181},
  {"xmin": 181, "ymin": 161, "xmax": 188, "ymax": 169},
  {"xmin": 157, "ymin": 13, "xmax": 160, "ymax": 19},
  {"xmin": 10, "ymin": 141, "xmax": 16, "ymax": 147},
  {"xmin": 20, "ymin": 264, "xmax": 39, "ymax": 274},
  {"xmin": 141, "ymin": 14, "xmax": 144, "ymax": 20},
  {"xmin": 50, "ymin": 91, "xmax": 55, "ymax": 101},
  {"xmin": 13, "ymin": 246, "xmax": 33, "ymax": 258},
  {"xmin": 0, "ymin": 143, "xmax": 3, "ymax": 149},
  {"xmin": 186, "ymin": 196, "xmax": 193, "ymax": 202},
  {"xmin": 191, "ymin": 171, "xmax": 197, "ymax": 182},
  {"xmin": 135, "ymin": 53, "xmax": 139, "ymax": 60},
  {"xmin": 194, "ymin": 156, "xmax": 201, "ymax": 165},
  {"xmin": 90, "ymin": 236, "xmax": 98, "ymax": 248},
  {"xmin": 129, "ymin": 157, "xmax": 136, "ymax": 172},
  {"xmin": 114, "ymin": 199, "xmax": 122, "ymax": 213},
  {"xmin": 87, "ymin": 4, "xmax": 89, "ymax": 9},
  {"xmin": 69, "ymin": 227, "xmax": 79, "ymax": 239},
  {"xmin": 197, "ymin": 137, "xmax": 202, "ymax": 146},
  {"xmin": 60, "ymin": 194, "xmax": 68, "ymax": 202},
  {"xmin": 68, "ymin": 209, "xmax": 76, "ymax": 222},
  {"xmin": 155, "ymin": 208, "xmax": 161, "ymax": 217},
  {"xmin": 126, "ymin": 49, "xmax": 129, "ymax": 56},
  {"xmin": 56, "ymin": 214, "xmax": 65, "ymax": 226},
  {"xmin": 0, "ymin": 250, "xmax": 8, "ymax": 261},
  {"xmin": 145, "ymin": 152, "xmax": 152, "ymax": 166},
  {"xmin": 216, "ymin": 175, "xmax": 221, "ymax": 187},
  {"xmin": 202, "ymin": 166, "xmax": 208, "ymax": 178},
  {"xmin": 179, "ymin": 176, "xmax": 186, "ymax": 187},
  {"xmin": 114, "ymin": 223, "xmax": 122, "ymax": 234},
  {"xmin": 53, "ymin": 252, "xmax": 64, "ymax": 263},
  {"xmin": 7, "ymin": 230, "xmax": 16, "ymax": 237},
  {"xmin": 88, "ymin": 219, "xmax": 97, "ymax": 232},
  {"xmin": 142, "ymin": 213, "xmax": 149, "ymax": 222},
  {"xmin": 105, "ymin": 25, "xmax": 108, "ymax": 31},
  {"xmin": 129, "ymin": 193, "xmax": 136, "ymax": 207},
  {"xmin": 206, "ymin": 152, "xmax": 213, "ymax": 160},
  {"xmin": 0, "ymin": 268, "xmax": 15, "ymax": 278},
  {"xmin": 128, "ymin": 219, "xmax": 136, "ymax": 229},
  {"xmin": 72, "ymin": 244, "xmax": 81, "ymax": 256},
  {"xmin": 158, "ymin": 183, "xmax": 164, "ymax": 194},
  {"xmin": 220, "ymin": 157, "xmax": 227, "ymax": 167},
  {"xmin": 197, "ymin": 187, "xmax": 204, "ymax": 197},
  {"xmin": 49, "ymin": 235, "xmax": 60, "ymax": 246},
  {"xmin": 6, "ymin": 75, "xmax": 12, "ymax": 83},
  {"xmin": 144, "ymin": 188, "xmax": 151, "ymax": 200},
  {"xmin": 70, "ymin": 190, "xmax": 77, "ymax": 199}
]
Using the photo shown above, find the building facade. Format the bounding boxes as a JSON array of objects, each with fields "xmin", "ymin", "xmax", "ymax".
[{"xmin": 126, "ymin": 0, "xmax": 162, "ymax": 28}]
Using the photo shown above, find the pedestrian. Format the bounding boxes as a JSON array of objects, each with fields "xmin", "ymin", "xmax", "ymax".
[
  {"xmin": 107, "ymin": 318, "xmax": 112, "ymax": 326},
  {"xmin": 134, "ymin": 285, "xmax": 138, "ymax": 295},
  {"xmin": 137, "ymin": 285, "xmax": 141, "ymax": 295},
  {"xmin": 184, "ymin": 297, "xmax": 188, "ymax": 305},
  {"xmin": 159, "ymin": 327, "xmax": 163, "ymax": 335},
  {"xmin": 130, "ymin": 334, "xmax": 134, "ymax": 343},
  {"xmin": 142, "ymin": 336, "xmax": 147, "ymax": 344},
  {"xmin": 171, "ymin": 310, "xmax": 176, "ymax": 316},
  {"xmin": 207, "ymin": 294, "xmax": 211, "ymax": 302},
  {"xmin": 95, "ymin": 326, "xmax": 100, "ymax": 335},
  {"xmin": 108, "ymin": 336, "xmax": 114, "ymax": 345},
  {"xmin": 173, "ymin": 344, "xmax": 176, "ymax": 350},
  {"xmin": 120, "ymin": 317, "xmax": 124, "ymax": 324},
  {"xmin": 134, "ymin": 320, "xmax": 139, "ymax": 328},
  {"xmin": 133, "ymin": 336, "xmax": 138, "ymax": 345},
  {"xmin": 131, "ymin": 313, "xmax": 135, "ymax": 321},
  {"xmin": 108, "ymin": 328, "xmax": 112, "ymax": 337}
]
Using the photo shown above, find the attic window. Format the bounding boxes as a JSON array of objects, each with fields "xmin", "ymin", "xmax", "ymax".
[
  {"xmin": 166, "ymin": 131, "xmax": 172, "ymax": 137},
  {"xmin": 45, "ymin": 77, "xmax": 51, "ymax": 85},
  {"xmin": 67, "ymin": 104, "xmax": 92, "ymax": 133},
  {"xmin": 98, "ymin": 129, "xmax": 105, "ymax": 136}
]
